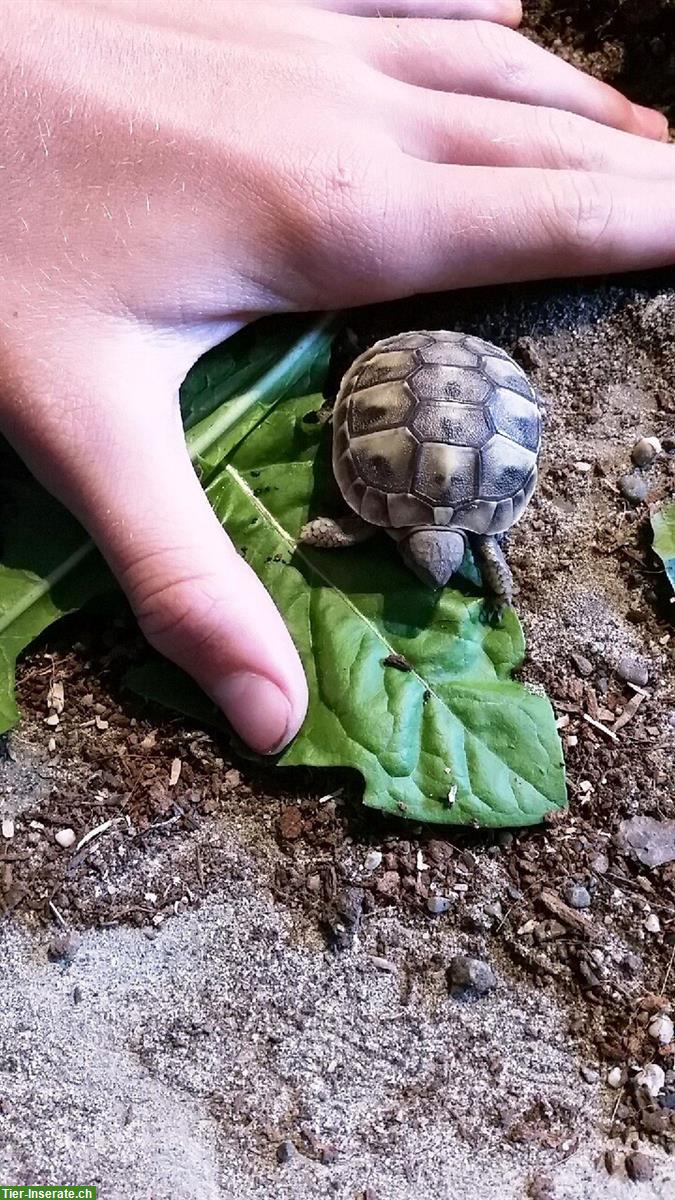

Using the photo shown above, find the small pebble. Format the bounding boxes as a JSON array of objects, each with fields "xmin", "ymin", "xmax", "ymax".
[
  {"xmin": 1, "ymin": 816, "xmax": 14, "ymax": 840},
  {"xmin": 644, "ymin": 913, "xmax": 661, "ymax": 934},
  {"xmin": 626, "ymin": 1152, "xmax": 654, "ymax": 1183},
  {"xmin": 427, "ymin": 895, "xmax": 453, "ymax": 916},
  {"xmin": 648, "ymin": 1014, "xmax": 674, "ymax": 1044},
  {"xmin": 580, "ymin": 1065, "xmax": 599, "ymax": 1084},
  {"xmin": 591, "ymin": 853, "xmax": 609, "ymax": 875},
  {"xmin": 631, "ymin": 436, "xmax": 661, "ymax": 468},
  {"xmin": 363, "ymin": 850, "xmax": 382, "ymax": 873},
  {"xmin": 55, "ymin": 827, "xmax": 76, "ymax": 849},
  {"xmin": 604, "ymin": 1148, "xmax": 623, "ymax": 1176},
  {"xmin": 618, "ymin": 473, "xmax": 648, "ymax": 505},
  {"xmin": 635, "ymin": 1063, "xmax": 665, "ymax": 1098},
  {"xmin": 564, "ymin": 883, "xmax": 591, "ymax": 910},
  {"xmin": 447, "ymin": 955, "xmax": 497, "ymax": 997},
  {"xmin": 276, "ymin": 1141, "xmax": 295, "ymax": 1165},
  {"xmin": 616, "ymin": 656, "xmax": 649, "ymax": 688},
  {"xmin": 570, "ymin": 653, "xmax": 593, "ymax": 677},
  {"xmin": 607, "ymin": 1067, "xmax": 623, "ymax": 1089}
]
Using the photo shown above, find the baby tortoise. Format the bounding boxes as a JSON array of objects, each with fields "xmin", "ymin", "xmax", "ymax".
[{"xmin": 299, "ymin": 330, "xmax": 541, "ymax": 613}]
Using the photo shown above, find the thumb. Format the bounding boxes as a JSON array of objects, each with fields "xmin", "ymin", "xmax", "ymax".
[{"xmin": 3, "ymin": 332, "xmax": 308, "ymax": 755}]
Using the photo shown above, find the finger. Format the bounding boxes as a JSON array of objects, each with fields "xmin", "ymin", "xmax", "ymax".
[
  {"xmin": 4, "ymin": 340, "xmax": 308, "ymax": 755},
  {"xmin": 395, "ymin": 90, "xmax": 675, "ymax": 178},
  {"xmin": 350, "ymin": 162, "xmax": 675, "ymax": 301},
  {"xmin": 358, "ymin": 18, "xmax": 668, "ymax": 140},
  {"xmin": 300, "ymin": 0, "xmax": 522, "ymax": 24}
]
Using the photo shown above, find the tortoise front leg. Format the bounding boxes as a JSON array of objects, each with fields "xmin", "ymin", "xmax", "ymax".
[
  {"xmin": 299, "ymin": 514, "xmax": 375, "ymax": 549},
  {"xmin": 470, "ymin": 534, "xmax": 513, "ymax": 620}
]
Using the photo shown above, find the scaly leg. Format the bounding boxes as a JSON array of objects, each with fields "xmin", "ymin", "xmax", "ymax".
[
  {"xmin": 471, "ymin": 534, "xmax": 514, "ymax": 621},
  {"xmin": 298, "ymin": 514, "xmax": 375, "ymax": 549}
]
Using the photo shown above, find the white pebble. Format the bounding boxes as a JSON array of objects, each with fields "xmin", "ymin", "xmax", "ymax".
[
  {"xmin": 607, "ymin": 1066, "xmax": 623, "ymax": 1089},
  {"xmin": 644, "ymin": 913, "xmax": 661, "ymax": 934},
  {"xmin": 649, "ymin": 1015, "xmax": 674, "ymax": 1045},
  {"xmin": 364, "ymin": 850, "xmax": 382, "ymax": 873},
  {"xmin": 55, "ymin": 827, "xmax": 76, "ymax": 849},
  {"xmin": 1, "ymin": 816, "xmax": 14, "ymax": 840},
  {"xmin": 635, "ymin": 1063, "xmax": 665, "ymax": 1098},
  {"xmin": 574, "ymin": 461, "xmax": 593, "ymax": 473}
]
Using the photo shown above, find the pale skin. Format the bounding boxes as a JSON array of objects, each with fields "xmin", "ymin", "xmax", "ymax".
[{"xmin": 0, "ymin": 1, "xmax": 673, "ymax": 754}]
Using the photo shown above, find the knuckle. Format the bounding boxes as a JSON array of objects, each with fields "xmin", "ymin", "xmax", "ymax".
[
  {"xmin": 471, "ymin": 20, "xmax": 531, "ymax": 88},
  {"xmin": 130, "ymin": 562, "xmax": 226, "ymax": 655},
  {"xmin": 283, "ymin": 139, "xmax": 389, "ymax": 299},
  {"xmin": 537, "ymin": 107, "xmax": 605, "ymax": 172},
  {"xmin": 544, "ymin": 173, "xmax": 615, "ymax": 252}
]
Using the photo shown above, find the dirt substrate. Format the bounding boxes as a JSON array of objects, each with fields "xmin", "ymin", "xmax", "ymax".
[{"xmin": 1, "ymin": 3, "xmax": 675, "ymax": 1198}]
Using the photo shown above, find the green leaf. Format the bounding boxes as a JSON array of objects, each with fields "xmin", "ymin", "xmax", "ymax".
[
  {"xmin": 652, "ymin": 502, "xmax": 675, "ymax": 595},
  {"xmin": 185, "ymin": 313, "xmax": 335, "ymax": 470},
  {"xmin": 0, "ymin": 457, "xmax": 112, "ymax": 734},
  {"xmin": 131, "ymin": 390, "xmax": 567, "ymax": 828},
  {"xmin": 0, "ymin": 314, "xmax": 334, "ymax": 737}
]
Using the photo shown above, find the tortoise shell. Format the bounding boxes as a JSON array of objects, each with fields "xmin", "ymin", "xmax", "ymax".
[{"xmin": 332, "ymin": 330, "xmax": 540, "ymax": 537}]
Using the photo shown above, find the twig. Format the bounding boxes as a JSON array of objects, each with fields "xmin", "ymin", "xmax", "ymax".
[
  {"xmin": 76, "ymin": 818, "xmax": 116, "ymax": 852},
  {"xmin": 583, "ymin": 713, "xmax": 619, "ymax": 743},
  {"xmin": 609, "ymin": 1087, "xmax": 624, "ymax": 1133},
  {"xmin": 49, "ymin": 900, "xmax": 68, "ymax": 928},
  {"xmin": 662, "ymin": 944, "xmax": 675, "ymax": 997}
]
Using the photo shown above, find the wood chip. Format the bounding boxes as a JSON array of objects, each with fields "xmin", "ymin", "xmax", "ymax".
[
  {"xmin": 169, "ymin": 758, "xmax": 182, "ymax": 787},
  {"xmin": 539, "ymin": 889, "xmax": 593, "ymax": 938},
  {"xmin": 583, "ymin": 713, "xmax": 619, "ymax": 742},
  {"xmin": 596, "ymin": 706, "xmax": 616, "ymax": 724},
  {"xmin": 612, "ymin": 692, "xmax": 644, "ymax": 733},
  {"xmin": 47, "ymin": 680, "xmax": 65, "ymax": 715},
  {"xmin": 369, "ymin": 956, "xmax": 397, "ymax": 973},
  {"xmin": 626, "ymin": 681, "xmax": 650, "ymax": 698}
]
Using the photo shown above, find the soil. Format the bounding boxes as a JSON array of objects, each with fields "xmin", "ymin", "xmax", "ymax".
[{"xmin": 1, "ymin": 4, "xmax": 675, "ymax": 1199}]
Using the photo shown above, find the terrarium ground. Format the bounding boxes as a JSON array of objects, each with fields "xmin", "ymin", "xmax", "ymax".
[{"xmin": 1, "ymin": 3, "xmax": 674, "ymax": 1197}]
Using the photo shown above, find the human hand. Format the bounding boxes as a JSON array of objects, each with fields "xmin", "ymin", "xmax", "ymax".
[{"xmin": 0, "ymin": 0, "xmax": 672, "ymax": 752}]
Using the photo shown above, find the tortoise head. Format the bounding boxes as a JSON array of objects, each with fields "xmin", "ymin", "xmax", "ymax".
[{"xmin": 398, "ymin": 528, "xmax": 466, "ymax": 589}]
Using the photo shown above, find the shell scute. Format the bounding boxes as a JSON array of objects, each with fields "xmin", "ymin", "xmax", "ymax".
[
  {"xmin": 409, "ymin": 364, "xmax": 491, "ymax": 406},
  {"xmin": 415, "ymin": 442, "xmax": 478, "ymax": 506},
  {"xmin": 348, "ymin": 426, "xmax": 418, "ymax": 493},
  {"xmin": 412, "ymin": 401, "xmax": 493, "ymax": 448},
  {"xmin": 348, "ymin": 380, "xmax": 415, "ymax": 436}
]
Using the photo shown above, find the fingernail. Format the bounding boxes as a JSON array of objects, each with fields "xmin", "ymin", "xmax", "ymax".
[
  {"xmin": 213, "ymin": 671, "xmax": 293, "ymax": 755},
  {"xmin": 632, "ymin": 103, "xmax": 669, "ymax": 141}
]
